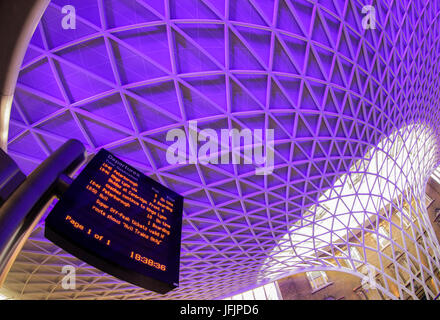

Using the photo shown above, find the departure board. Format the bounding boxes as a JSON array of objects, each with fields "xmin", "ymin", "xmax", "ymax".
[{"xmin": 44, "ymin": 149, "xmax": 183, "ymax": 294}]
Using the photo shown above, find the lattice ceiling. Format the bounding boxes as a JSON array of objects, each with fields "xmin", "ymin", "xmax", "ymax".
[{"xmin": 3, "ymin": 0, "xmax": 440, "ymax": 299}]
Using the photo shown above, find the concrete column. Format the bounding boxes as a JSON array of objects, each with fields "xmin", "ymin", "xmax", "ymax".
[{"xmin": 0, "ymin": 0, "xmax": 50, "ymax": 151}]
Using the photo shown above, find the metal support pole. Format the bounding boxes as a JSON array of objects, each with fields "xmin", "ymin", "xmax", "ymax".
[{"xmin": 0, "ymin": 139, "xmax": 86, "ymax": 285}]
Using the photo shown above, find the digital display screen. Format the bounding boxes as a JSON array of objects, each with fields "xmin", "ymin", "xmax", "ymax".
[{"xmin": 44, "ymin": 149, "xmax": 183, "ymax": 294}]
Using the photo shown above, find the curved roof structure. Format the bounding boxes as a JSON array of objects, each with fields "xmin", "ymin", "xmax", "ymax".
[{"xmin": 3, "ymin": 0, "xmax": 440, "ymax": 299}]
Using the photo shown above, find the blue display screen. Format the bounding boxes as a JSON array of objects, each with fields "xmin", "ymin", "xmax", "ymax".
[{"xmin": 45, "ymin": 149, "xmax": 183, "ymax": 294}]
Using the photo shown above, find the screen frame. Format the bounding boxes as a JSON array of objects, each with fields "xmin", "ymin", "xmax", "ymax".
[{"xmin": 44, "ymin": 149, "xmax": 184, "ymax": 294}]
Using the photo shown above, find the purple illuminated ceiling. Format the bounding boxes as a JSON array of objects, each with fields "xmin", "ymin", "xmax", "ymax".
[{"xmin": 4, "ymin": 0, "xmax": 440, "ymax": 299}]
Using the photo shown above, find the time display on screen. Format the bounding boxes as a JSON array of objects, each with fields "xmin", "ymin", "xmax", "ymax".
[{"xmin": 44, "ymin": 149, "xmax": 183, "ymax": 294}]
